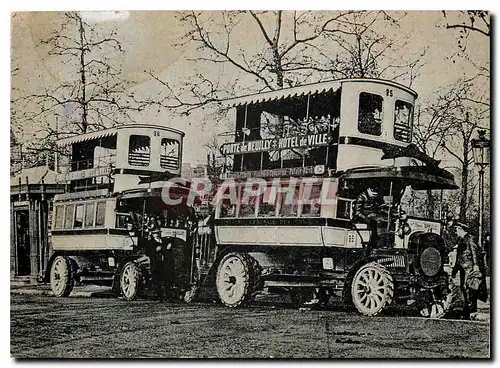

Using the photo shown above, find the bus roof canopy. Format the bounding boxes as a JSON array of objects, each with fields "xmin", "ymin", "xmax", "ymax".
[
  {"xmin": 56, "ymin": 128, "xmax": 118, "ymax": 147},
  {"xmin": 221, "ymin": 78, "xmax": 417, "ymax": 108},
  {"xmin": 342, "ymin": 166, "xmax": 458, "ymax": 190}
]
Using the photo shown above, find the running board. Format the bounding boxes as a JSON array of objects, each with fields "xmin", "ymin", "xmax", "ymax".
[{"xmin": 264, "ymin": 280, "xmax": 345, "ymax": 290}]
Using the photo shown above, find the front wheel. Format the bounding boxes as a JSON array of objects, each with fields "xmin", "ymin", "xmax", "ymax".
[
  {"xmin": 215, "ymin": 252, "xmax": 260, "ymax": 308},
  {"xmin": 50, "ymin": 256, "xmax": 75, "ymax": 297},
  {"xmin": 120, "ymin": 261, "xmax": 142, "ymax": 301},
  {"xmin": 351, "ymin": 262, "xmax": 394, "ymax": 316}
]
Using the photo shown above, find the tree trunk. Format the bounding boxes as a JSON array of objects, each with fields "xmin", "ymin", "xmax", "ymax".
[
  {"xmin": 426, "ymin": 189, "xmax": 435, "ymax": 219},
  {"xmin": 459, "ymin": 141, "xmax": 469, "ymax": 222},
  {"xmin": 78, "ymin": 15, "xmax": 88, "ymax": 134}
]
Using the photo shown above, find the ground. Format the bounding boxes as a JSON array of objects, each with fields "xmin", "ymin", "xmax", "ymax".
[{"xmin": 10, "ymin": 293, "xmax": 490, "ymax": 358}]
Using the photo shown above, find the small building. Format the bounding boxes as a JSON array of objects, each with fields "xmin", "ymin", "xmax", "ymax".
[{"xmin": 10, "ymin": 166, "xmax": 65, "ymax": 281}]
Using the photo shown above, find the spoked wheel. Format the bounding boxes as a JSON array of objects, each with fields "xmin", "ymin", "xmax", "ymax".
[
  {"xmin": 216, "ymin": 252, "xmax": 260, "ymax": 308},
  {"xmin": 50, "ymin": 256, "xmax": 75, "ymax": 297},
  {"xmin": 120, "ymin": 261, "xmax": 142, "ymax": 301},
  {"xmin": 351, "ymin": 262, "xmax": 394, "ymax": 316}
]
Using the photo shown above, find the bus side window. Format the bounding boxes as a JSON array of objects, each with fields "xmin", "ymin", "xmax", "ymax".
[
  {"xmin": 64, "ymin": 204, "xmax": 75, "ymax": 229},
  {"xmin": 239, "ymin": 183, "xmax": 259, "ymax": 218},
  {"xmin": 394, "ymin": 100, "xmax": 413, "ymax": 142},
  {"xmin": 258, "ymin": 184, "xmax": 277, "ymax": 217},
  {"xmin": 74, "ymin": 204, "xmax": 84, "ymax": 228},
  {"xmin": 160, "ymin": 138, "xmax": 180, "ymax": 170},
  {"xmin": 358, "ymin": 92, "xmax": 383, "ymax": 136},
  {"xmin": 336, "ymin": 198, "xmax": 353, "ymax": 219},
  {"xmin": 300, "ymin": 182, "xmax": 322, "ymax": 217},
  {"xmin": 277, "ymin": 185, "xmax": 299, "ymax": 217},
  {"xmin": 116, "ymin": 214, "xmax": 130, "ymax": 229},
  {"xmin": 54, "ymin": 206, "xmax": 64, "ymax": 230},
  {"xmin": 128, "ymin": 135, "xmax": 151, "ymax": 167},
  {"xmin": 84, "ymin": 202, "xmax": 95, "ymax": 227},
  {"xmin": 219, "ymin": 199, "xmax": 237, "ymax": 218},
  {"xmin": 218, "ymin": 185, "xmax": 239, "ymax": 218},
  {"xmin": 95, "ymin": 201, "xmax": 106, "ymax": 227}
]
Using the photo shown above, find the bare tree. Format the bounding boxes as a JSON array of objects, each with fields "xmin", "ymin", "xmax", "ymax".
[
  {"xmin": 443, "ymin": 11, "xmax": 490, "ymax": 38},
  {"xmin": 442, "ymin": 11, "xmax": 490, "ymax": 81},
  {"xmin": 323, "ymin": 11, "xmax": 425, "ymax": 87},
  {"xmin": 433, "ymin": 80, "xmax": 489, "ymax": 221},
  {"xmin": 15, "ymin": 12, "xmax": 161, "ymax": 171},
  {"xmin": 147, "ymin": 10, "xmax": 421, "ymax": 117},
  {"xmin": 411, "ymin": 75, "xmax": 489, "ymax": 221},
  {"xmin": 10, "ymin": 60, "xmax": 29, "ymax": 175},
  {"xmin": 412, "ymin": 100, "xmax": 456, "ymax": 219}
]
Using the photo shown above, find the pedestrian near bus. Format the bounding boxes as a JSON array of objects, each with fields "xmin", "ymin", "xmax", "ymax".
[
  {"xmin": 147, "ymin": 228, "xmax": 175, "ymax": 302},
  {"xmin": 452, "ymin": 222, "xmax": 488, "ymax": 319},
  {"xmin": 484, "ymin": 233, "xmax": 490, "ymax": 276}
]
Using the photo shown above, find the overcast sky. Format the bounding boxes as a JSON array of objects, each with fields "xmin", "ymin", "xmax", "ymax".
[{"xmin": 11, "ymin": 10, "xmax": 489, "ymax": 165}]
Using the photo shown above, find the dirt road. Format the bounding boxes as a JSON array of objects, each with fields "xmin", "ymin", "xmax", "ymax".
[{"xmin": 10, "ymin": 294, "xmax": 490, "ymax": 358}]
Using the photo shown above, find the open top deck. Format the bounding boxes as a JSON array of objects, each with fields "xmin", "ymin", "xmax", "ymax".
[{"xmin": 55, "ymin": 124, "xmax": 185, "ymax": 194}]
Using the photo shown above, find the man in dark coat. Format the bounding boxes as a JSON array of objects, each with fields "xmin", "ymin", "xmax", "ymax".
[
  {"xmin": 484, "ymin": 233, "xmax": 490, "ymax": 276},
  {"xmin": 453, "ymin": 222, "xmax": 487, "ymax": 319}
]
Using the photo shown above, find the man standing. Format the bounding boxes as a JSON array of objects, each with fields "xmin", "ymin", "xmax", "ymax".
[
  {"xmin": 453, "ymin": 222, "xmax": 487, "ymax": 319},
  {"xmin": 484, "ymin": 233, "xmax": 491, "ymax": 276}
]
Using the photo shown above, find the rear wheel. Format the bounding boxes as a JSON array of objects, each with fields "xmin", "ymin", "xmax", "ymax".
[
  {"xmin": 351, "ymin": 262, "xmax": 394, "ymax": 316},
  {"xmin": 50, "ymin": 256, "xmax": 75, "ymax": 297},
  {"xmin": 216, "ymin": 252, "xmax": 261, "ymax": 307},
  {"xmin": 120, "ymin": 261, "xmax": 142, "ymax": 301}
]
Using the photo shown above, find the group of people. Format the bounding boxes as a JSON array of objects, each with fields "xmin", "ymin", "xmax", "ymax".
[{"xmin": 126, "ymin": 212, "xmax": 197, "ymax": 302}]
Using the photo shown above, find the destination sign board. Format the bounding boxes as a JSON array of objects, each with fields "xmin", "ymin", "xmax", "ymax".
[
  {"xmin": 223, "ymin": 166, "xmax": 317, "ymax": 179},
  {"xmin": 220, "ymin": 133, "xmax": 329, "ymax": 155},
  {"xmin": 57, "ymin": 166, "xmax": 112, "ymax": 183}
]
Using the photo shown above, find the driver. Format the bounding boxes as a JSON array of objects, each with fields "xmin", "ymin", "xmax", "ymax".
[{"xmin": 353, "ymin": 185, "xmax": 387, "ymax": 248}]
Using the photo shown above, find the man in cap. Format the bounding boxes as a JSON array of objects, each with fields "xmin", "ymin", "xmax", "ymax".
[
  {"xmin": 147, "ymin": 227, "xmax": 174, "ymax": 302},
  {"xmin": 453, "ymin": 221, "xmax": 486, "ymax": 319}
]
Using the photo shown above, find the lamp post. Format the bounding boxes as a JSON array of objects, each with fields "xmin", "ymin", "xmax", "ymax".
[{"xmin": 471, "ymin": 129, "xmax": 490, "ymax": 251}]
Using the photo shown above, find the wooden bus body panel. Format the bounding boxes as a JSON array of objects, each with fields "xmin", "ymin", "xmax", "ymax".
[{"xmin": 337, "ymin": 80, "xmax": 416, "ymax": 171}]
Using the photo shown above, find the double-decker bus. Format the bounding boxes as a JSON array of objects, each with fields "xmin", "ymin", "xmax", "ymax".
[
  {"xmin": 47, "ymin": 124, "xmax": 199, "ymax": 300},
  {"xmin": 207, "ymin": 78, "xmax": 457, "ymax": 316}
]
